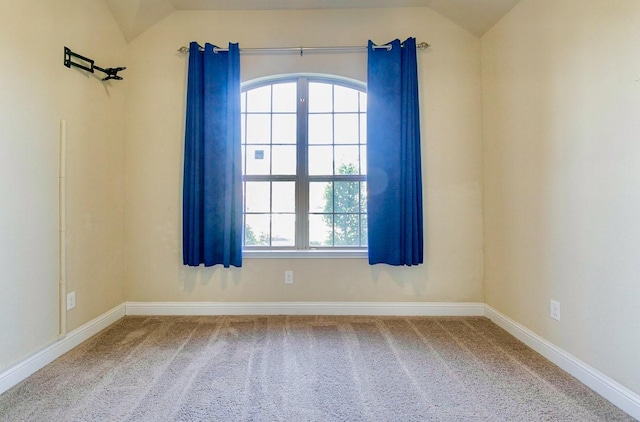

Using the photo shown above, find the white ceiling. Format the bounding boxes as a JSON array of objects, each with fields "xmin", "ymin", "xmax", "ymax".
[{"xmin": 105, "ymin": 0, "xmax": 522, "ymax": 42}]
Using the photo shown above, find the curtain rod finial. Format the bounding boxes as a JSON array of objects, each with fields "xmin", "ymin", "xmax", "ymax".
[{"xmin": 417, "ymin": 42, "xmax": 430, "ymax": 50}]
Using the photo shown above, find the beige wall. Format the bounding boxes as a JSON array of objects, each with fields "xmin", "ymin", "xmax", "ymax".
[
  {"xmin": 124, "ymin": 8, "xmax": 485, "ymax": 303},
  {"xmin": 482, "ymin": 0, "xmax": 640, "ymax": 395},
  {"xmin": 0, "ymin": 0, "xmax": 126, "ymax": 370}
]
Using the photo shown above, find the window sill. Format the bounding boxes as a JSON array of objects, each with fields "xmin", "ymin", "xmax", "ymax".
[{"xmin": 243, "ymin": 249, "xmax": 368, "ymax": 259}]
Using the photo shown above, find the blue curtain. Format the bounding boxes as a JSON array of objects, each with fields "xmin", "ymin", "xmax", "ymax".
[
  {"xmin": 183, "ymin": 42, "xmax": 242, "ymax": 268},
  {"xmin": 367, "ymin": 37, "xmax": 424, "ymax": 266}
]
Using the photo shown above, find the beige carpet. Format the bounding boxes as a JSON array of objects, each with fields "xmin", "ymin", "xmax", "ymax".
[{"xmin": 0, "ymin": 316, "xmax": 635, "ymax": 421}]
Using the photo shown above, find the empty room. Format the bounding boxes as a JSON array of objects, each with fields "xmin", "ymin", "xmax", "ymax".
[{"xmin": 0, "ymin": 0, "xmax": 639, "ymax": 420}]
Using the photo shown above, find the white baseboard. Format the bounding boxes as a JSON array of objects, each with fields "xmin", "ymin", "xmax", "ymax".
[
  {"xmin": 125, "ymin": 301, "xmax": 486, "ymax": 317},
  {"xmin": 0, "ymin": 303, "xmax": 126, "ymax": 396},
  {"xmin": 485, "ymin": 305, "xmax": 640, "ymax": 421}
]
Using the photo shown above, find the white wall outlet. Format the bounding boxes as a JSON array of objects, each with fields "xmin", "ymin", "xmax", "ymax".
[
  {"xmin": 550, "ymin": 299, "xmax": 560, "ymax": 321},
  {"xmin": 284, "ymin": 271, "xmax": 293, "ymax": 285},
  {"xmin": 66, "ymin": 291, "xmax": 76, "ymax": 311}
]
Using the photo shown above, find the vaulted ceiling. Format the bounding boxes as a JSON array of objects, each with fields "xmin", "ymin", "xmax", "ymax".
[{"xmin": 105, "ymin": 0, "xmax": 522, "ymax": 42}]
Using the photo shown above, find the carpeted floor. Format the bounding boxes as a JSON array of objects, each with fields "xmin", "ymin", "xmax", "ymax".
[{"xmin": 0, "ymin": 316, "xmax": 635, "ymax": 421}]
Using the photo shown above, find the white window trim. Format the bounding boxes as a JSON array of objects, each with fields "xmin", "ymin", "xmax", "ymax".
[
  {"xmin": 243, "ymin": 249, "xmax": 368, "ymax": 259},
  {"xmin": 241, "ymin": 73, "xmax": 368, "ymax": 258},
  {"xmin": 242, "ymin": 73, "xmax": 365, "ymax": 91}
]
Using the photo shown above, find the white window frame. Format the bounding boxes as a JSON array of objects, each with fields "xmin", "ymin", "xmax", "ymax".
[{"xmin": 241, "ymin": 73, "xmax": 368, "ymax": 258}]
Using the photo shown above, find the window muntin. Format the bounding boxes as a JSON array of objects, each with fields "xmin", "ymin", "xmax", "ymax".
[{"xmin": 241, "ymin": 76, "xmax": 367, "ymax": 250}]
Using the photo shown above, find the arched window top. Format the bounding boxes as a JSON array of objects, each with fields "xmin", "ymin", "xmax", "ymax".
[{"xmin": 242, "ymin": 73, "xmax": 365, "ymax": 92}]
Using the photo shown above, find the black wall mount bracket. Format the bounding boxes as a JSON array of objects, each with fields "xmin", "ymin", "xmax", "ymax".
[{"xmin": 64, "ymin": 47, "xmax": 126, "ymax": 81}]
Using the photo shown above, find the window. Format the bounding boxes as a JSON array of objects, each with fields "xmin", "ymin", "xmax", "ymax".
[{"xmin": 241, "ymin": 75, "xmax": 367, "ymax": 252}]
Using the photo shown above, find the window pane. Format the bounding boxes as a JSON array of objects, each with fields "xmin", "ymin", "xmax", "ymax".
[
  {"xmin": 308, "ymin": 146, "xmax": 333, "ymax": 176},
  {"xmin": 309, "ymin": 182, "xmax": 332, "ymax": 213},
  {"xmin": 272, "ymin": 214, "xmax": 295, "ymax": 246},
  {"xmin": 245, "ymin": 214, "xmax": 270, "ymax": 246},
  {"xmin": 272, "ymin": 113, "xmax": 296, "ymax": 144},
  {"xmin": 334, "ymin": 114, "xmax": 359, "ymax": 144},
  {"xmin": 245, "ymin": 146, "xmax": 271, "ymax": 175},
  {"xmin": 246, "ymin": 85, "xmax": 271, "ymax": 112},
  {"xmin": 334, "ymin": 85, "xmax": 359, "ymax": 112},
  {"xmin": 245, "ymin": 181, "xmax": 270, "ymax": 212},
  {"xmin": 359, "ymin": 92, "xmax": 367, "ymax": 111},
  {"xmin": 272, "ymin": 181, "xmax": 295, "ymax": 213},
  {"xmin": 308, "ymin": 114, "xmax": 332, "ymax": 145},
  {"xmin": 272, "ymin": 145, "xmax": 296, "ymax": 175},
  {"xmin": 360, "ymin": 181, "xmax": 367, "ymax": 211},
  {"xmin": 309, "ymin": 214, "xmax": 332, "ymax": 246},
  {"xmin": 360, "ymin": 145, "xmax": 367, "ymax": 175},
  {"xmin": 360, "ymin": 114, "xmax": 367, "ymax": 144},
  {"xmin": 241, "ymin": 145, "xmax": 245, "ymax": 174},
  {"xmin": 334, "ymin": 214, "xmax": 361, "ymax": 246},
  {"xmin": 272, "ymin": 83, "xmax": 297, "ymax": 112},
  {"xmin": 334, "ymin": 182, "xmax": 360, "ymax": 213},
  {"xmin": 309, "ymin": 82, "xmax": 332, "ymax": 112},
  {"xmin": 360, "ymin": 214, "xmax": 368, "ymax": 246},
  {"xmin": 241, "ymin": 91, "xmax": 246, "ymax": 111},
  {"xmin": 245, "ymin": 114, "xmax": 271, "ymax": 144},
  {"xmin": 334, "ymin": 146, "xmax": 360, "ymax": 175},
  {"xmin": 241, "ymin": 114, "xmax": 246, "ymax": 142}
]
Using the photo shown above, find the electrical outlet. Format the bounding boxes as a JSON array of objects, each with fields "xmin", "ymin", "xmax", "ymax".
[
  {"xmin": 284, "ymin": 271, "xmax": 293, "ymax": 285},
  {"xmin": 550, "ymin": 300, "xmax": 560, "ymax": 321},
  {"xmin": 66, "ymin": 291, "xmax": 76, "ymax": 311}
]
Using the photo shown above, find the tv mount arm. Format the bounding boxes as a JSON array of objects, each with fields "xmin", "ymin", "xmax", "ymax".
[{"xmin": 64, "ymin": 47, "xmax": 126, "ymax": 81}]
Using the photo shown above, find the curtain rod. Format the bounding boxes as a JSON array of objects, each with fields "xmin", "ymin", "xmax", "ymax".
[{"xmin": 177, "ymin": 41, "xmax": 430, "ymax": 55}]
